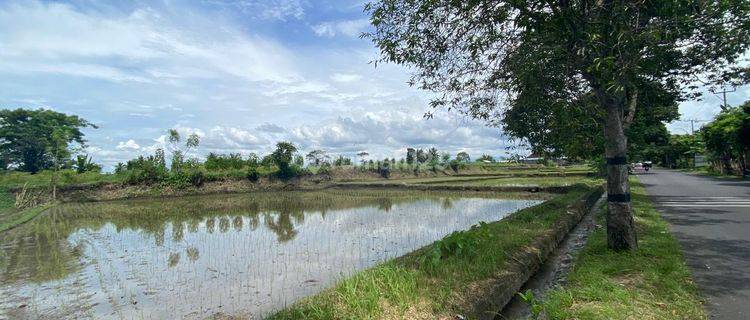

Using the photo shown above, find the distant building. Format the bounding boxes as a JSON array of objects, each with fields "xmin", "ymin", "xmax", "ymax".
[
  {"xmin": 519, "ymin": 152, "xmax": 543, "ymax": 164},
  {"xmin": 520, "ymin": 152, "xmax": 569, "ymax": 165}
]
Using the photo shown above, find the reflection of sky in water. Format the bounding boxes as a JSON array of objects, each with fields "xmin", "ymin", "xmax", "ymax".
[{"xmin": 0, "ymin": 195, "xmax": 541, "ymax": 319}]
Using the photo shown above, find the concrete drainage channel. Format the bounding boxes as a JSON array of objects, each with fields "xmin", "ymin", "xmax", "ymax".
[{"xmin": 497, "ymin": 194, "xmax": 607, "ymax": 319}]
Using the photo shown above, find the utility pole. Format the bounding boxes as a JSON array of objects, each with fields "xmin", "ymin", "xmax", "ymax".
[
  {"xmin": 716, "ymin": 87, "xmax": 736, "ymax": 110},
  {"xmin": 690, "ymin": 119, "xmax": 696, "ymax": 135},
  {"xmin": 678, "ymin": 119, "xmax": 707, "ymax": 135},
  {"xmin": 690, "ymin": 120, "xmax": 694, "ymax": 135}
]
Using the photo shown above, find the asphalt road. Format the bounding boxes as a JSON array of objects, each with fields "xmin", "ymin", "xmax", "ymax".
[{"xmin": 639, "ymin": 168, "xmax": 750, "ymax": 320}]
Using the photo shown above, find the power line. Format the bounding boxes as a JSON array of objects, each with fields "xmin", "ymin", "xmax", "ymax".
[
  {"xmin": 714, "ymin": 87, "xmax": 737, "ymax": 110},
  {"xmin": 674, "ymin": 119, "xmax": 709, "ymax": 134}
]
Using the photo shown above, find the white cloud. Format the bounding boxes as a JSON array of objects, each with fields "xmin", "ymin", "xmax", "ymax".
[
  {"xmin": 311, "ymin": 19, "xmax": 369, "ymax": 38},
  {"xmin": 0, "ymin": 0, "xmax": 525, "ymax": 171},
  {"xmin": 128, "ymin": 112, "xmax": 155, "ymax": 118},
  {"xmin": 0, "ymin": 3, "xmax": 159, "ymax": 60},
  {"xmin": 331, "ymin": 73, "xmax": 362, "ymax": 83},
  {"xmin": 210, "ymin": 126, "xmax": 268, "ymax": 148},
  {"xmin": 0, "ymin": 61, "xmax": 155, "ymax": 83},
  {"xmin": 116, "ymin": 139, "xmax": 141, "ymax": 150},
  {"xmin": 203, "ymin": 0, "xmax": 306, "ymax": 21},
  {"xmin": 0, "ymin": 1, "xmax": 300, "ymax": 83},
  {"xmin": 264, "ymin": 81, "xmax": 330, "ymax": 96},
  {"xmin": 287, "ymin": 109, "xmax": 508, "ymax": 159},
  {"xmin": 256, "ymin": 123, "xmax": 286, "ymax": 133},
  {"xmin": 257, "ymin": 0, "xmax": 306, "ymax": 21}
]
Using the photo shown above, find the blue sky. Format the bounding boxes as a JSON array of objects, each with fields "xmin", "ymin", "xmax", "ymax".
[{"xmin": 0, "ymin": 0, "xmax": 747, "ymax": 169}]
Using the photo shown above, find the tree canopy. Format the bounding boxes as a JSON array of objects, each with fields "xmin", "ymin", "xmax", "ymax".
[
  {"xmin": 366, "ymin": 0, "xmax": 750, "ymax": 251},
  {"xmin": 368, "ymin": 0, "xmax": 748, "ymax": 117},
  {"xmin": 306, "ymin": 149, "xmax": 329, "ymax": 166},
  {"xmin": 702, "ymin": 102, "xmax": 750, "ymax": 175},
  {"xmin": 456, "ymin": 151, "xmax": 470, "ymax": 163},
  {"xmin": 0, "ymin": 108, "xmax": 96, "ymax": 173},
  {"xmin": 272, "ymin": 141, "xmax": 299, "ymax": 179}
]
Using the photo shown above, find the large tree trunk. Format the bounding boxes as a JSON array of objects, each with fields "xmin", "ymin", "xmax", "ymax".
[{"xmin": 602, "ymin": 94, "xmax": 638, "ymax": 252}]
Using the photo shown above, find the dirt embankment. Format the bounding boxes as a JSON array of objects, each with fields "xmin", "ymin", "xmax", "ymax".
[
  {"xmin": 18, "ymin": 175, "xmax": 331, "ymax": 203},
  {"xmin": 332, "ymin": 181, "xmax": 578, "ymax": 194},
  {"xmin": 9, "ymin": 166, "xmax": 590, "ymax": 204}
]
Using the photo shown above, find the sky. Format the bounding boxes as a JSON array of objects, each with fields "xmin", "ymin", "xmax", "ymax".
[{"xmin": 0, "ymin": 0, "xmax": 747, "ymax": 170}]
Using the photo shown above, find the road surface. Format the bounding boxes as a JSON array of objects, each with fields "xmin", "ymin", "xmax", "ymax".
[{"xmin": 639, "ymin": 168, "xmax": 750, "ymax": 320}]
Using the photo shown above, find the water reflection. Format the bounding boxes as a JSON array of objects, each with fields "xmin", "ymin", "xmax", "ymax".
[{"xmin": 0, "ymin": 189, "xmax": 543, "ymax": 319}]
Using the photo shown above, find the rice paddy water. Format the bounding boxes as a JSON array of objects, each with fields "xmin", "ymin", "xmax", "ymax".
[{"xmin": 0, "ymin": 189, "xmax": 543, "ymax": 319}]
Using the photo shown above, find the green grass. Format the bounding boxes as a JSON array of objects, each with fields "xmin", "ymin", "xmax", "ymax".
[
  {"xmin": 0, "ymin": 203, "xmax": 52, "ymax": 232},
  {"xmin": 0, "ymin": 164, "xmax": 595, "ymax": 191},
  {"xmin": 0, "ymin": 189, "xmax": 19, "ymax": 227},
  {"xmin": 472, "ymin": 163, "xmax": 591, "ymax": 172},
  {"xmin": 270, "ymin": 187, "xmax": 594, "ymax": 319},
  {"xmin": 339, "ymin": 170, "xmax": 599, "ymax": 187},
  {"xmin": 0, "ymin": 172, "xmax": 76, "ymax": 232},
  {"xmin": 434, "ymin": 176, "xmax": 601, "ymax": 187},
  {"xmin": 0, "ymin": 189, "xmax": 14, "ymax": 212},
  {"xmin": 0, "ymin": 171, "xmax": 116, "ymax": 232},
  {"xmin": 338, "ymin": 174, "xmax": 514, "ymax": 185},
  {"xmin": 539, "ymin": 179, "xmax": 706, "ymax": 319},
  {"xmin": 0, "ymin": 170, "xmax": 125, "ymax": 189}
]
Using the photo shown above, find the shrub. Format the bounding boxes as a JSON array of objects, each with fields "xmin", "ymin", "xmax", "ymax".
[
  {"xmin": 74, "ymin": 155, "xmax": 102, "ymax": 173},
  {"xmin": 379, "ymin": 161, "xmax": 391, "ymax": 178},
  {"xmin": 224, "ymin": 169, "xmax": 246, "ymax": 180},
  {"xmin": 293, "ymin": 165, "xmax": 311, "ymax": 176},
  {"xmin": 164, "ymin": 170, "xmax": 205, "ymax": 189},
  {"xmin": 123, "ymin": 149, "xmax": 168, "ymax": 184},
  {"xmin": 317, "ymin": 163, "xmax": 332, "ymax": 175},
  {"xmin": 449, "ymin": 159, "xmax": 461, "ymax": 172},
  {"xmin": 188, "ymin": 170, "xmax": 204, "ymax": 187},
  {"xmin": 205, "ymin": 152, "xmax": 246, "ymax": 170},
  {"xmin": 333, "ymin": 156, "xmax": 352, "ymax": 166},
  {"xmin": 247, "ymin": 166, "xmax": 260, "ymax": 182},
  {"xmin": 125, "ymin": 166, "xmax": 167, "ymax": 185},
  {"xmin": 61, "ymin": 170, "xmax": 75, "ymax": 183}
]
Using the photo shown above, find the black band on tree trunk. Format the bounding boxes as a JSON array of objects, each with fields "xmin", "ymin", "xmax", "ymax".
[
  {"xmin": 605, "ymin": 156, "xmax": 628, "ymax": 165},
  {"xmin": 608, "ymin": 193, "xmax": 631, "ymax": 202}
]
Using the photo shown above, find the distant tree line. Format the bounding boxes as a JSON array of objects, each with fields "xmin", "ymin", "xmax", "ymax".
[
  {"xmin": 641, "ymin": 99, "xmax": 750, "ymax": 177},
  {"xmin": 702, "ymin": 101, "xmax": 750, "ymax": 175},
  {"xmin": 1, "ymin": 108, "xmax": 514, "ymax": 190}
]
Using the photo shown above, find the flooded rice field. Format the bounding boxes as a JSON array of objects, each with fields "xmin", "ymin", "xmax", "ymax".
[{"xmin": 0, "ymin": 189, "xmax": 543, "ymax": 319}]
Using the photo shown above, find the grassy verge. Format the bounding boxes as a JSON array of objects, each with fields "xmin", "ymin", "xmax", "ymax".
[
  {"xmin": 0, "ymin": 170, "xmax": 125, "ymax": 189},
  {"xmin": 0, "ymin": 188, "xmax": 14, "ymax": 212},
  {"xmin": 433, "ymin": 176, "xmax": 600, "ymax": 187},
  {"xmin": 538, "ymin": 179, "xmax": 706, "ymax": 319},
  {"xmin": 0, "ymin": 204, "xmax": 51, "ymax": 232},
  {"xmin": 270, "ymin": 186, "xmax": 595, "ymax": 319},
  {"xmin": 0, "ymin": 187, "xmax": 54, "ymax": 233}
]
